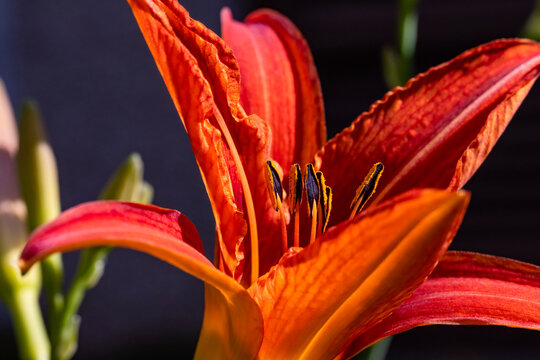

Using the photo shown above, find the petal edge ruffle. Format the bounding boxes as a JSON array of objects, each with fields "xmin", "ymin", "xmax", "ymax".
[{"xmin": 316, "ymin": 39, "xmax": 540, "ymax": 226}]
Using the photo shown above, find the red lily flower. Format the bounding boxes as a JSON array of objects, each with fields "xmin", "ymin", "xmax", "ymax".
[{"xmin": 19, "ymin": 1, "xmax": 540, "ymax": 359}]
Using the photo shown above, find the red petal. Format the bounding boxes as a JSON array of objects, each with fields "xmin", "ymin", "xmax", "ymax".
[
  {"xmin": 336, "ymin": 251, "xmax": 540, "ymax": 359},
  {"xmin": 248, "ymin": 189, "xmax": 469, "ymax": 359},
  {"xmin": 127, "ymin": 0, "xmax": 279, "ymax": 278},
  {"xmin": 222, "ymin": 8, "xmax": 326, "ymax": 171},
  {"xmin": 316, "ymin": 39, "xmax": 540, "ymax": 225},
  {"xmin": 20, "ymin": 201, "xmax": 209, "ymax": 272},
  {"xmin": 20, "ymin": 201, "xmax": 264, "ymax": 358},
  {"xmin": 195, "ymin": 284, "xmax": 263, "ymax": 360}
]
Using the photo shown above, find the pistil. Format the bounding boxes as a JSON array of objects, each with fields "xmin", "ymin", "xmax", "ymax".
[
  {"xmin": 212, "ymin": 106, "xmax": 259, "ymax": 284},
  {"xmin": 305, "ymin": 164, "xmax": 319, "ymax": 244},
  {"xmin": 288, "ymin": 164, "xmax": 303, "ymax": 247}
]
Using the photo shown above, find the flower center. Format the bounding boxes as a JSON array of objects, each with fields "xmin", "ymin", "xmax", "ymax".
[{"xmin": 264, "ymin": 161, "xmax": 384, "ymax": 254}]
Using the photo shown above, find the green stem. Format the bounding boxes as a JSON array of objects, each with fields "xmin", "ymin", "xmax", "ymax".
[
  {"xmin": 51, "ymin": 247, "xmax": 111, "ymax": 360},
  {"xmin": 396, "ymin": 0, "xmax": 418, "ymax": 85},
  {"xmin": 382, "ymin": 0, "xmax": 419, "ymax": 88},
  {"xmin": 353, "ymin": 336, "xmax": 392, "ymax": 360},
  {"xmin": 7, "ymin": 287, "xmax": 50, "ymax": 360},
  {"xmin": 17, "ymin": 100, "xmax": 65, "ymax": 349},
  {"xmin": 50, "ymin": 154, "xmax": 149, "ymax": 360},
  {"xmin": 521, "ymin": 0, "xmax": 540, "ymax": 39},
  {"xmin": 41, "ymin": 254, "xmax": 64, "ymax": 341}
]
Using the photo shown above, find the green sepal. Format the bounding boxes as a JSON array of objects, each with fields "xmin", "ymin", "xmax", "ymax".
[
  {"xmin": 99, "ymin": 152, "xmax": 144, "ymax": 201},
  {"xmin": 17, "ymin": 100, "xmax": 61, "ymax": 230},
  {"xmin": 137, "ymin": 181, "xmax": 154, "ymax": 205}
]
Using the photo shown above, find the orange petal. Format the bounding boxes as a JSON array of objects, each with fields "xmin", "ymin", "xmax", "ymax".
[
  {"xmin": 126, "ymin": 0, "xmax": 279, "ymax": 279},
  {"xmin": 337, "ymin": 251, "xmax": 540, "ymax": 359},
  {"xmin": 316, "ymin": 39, "xmax": 540, "ymax": 225},
  {"xmin": 20, "ymin": 200, "xmax": 263, "ymax": 359},
  {"xmin": 195, "ymin": 283, "xmax": 263, "ymax": 360},
  {"xmin": 248, "ymin": 189, "xmax": 469, "ymax": 359},
  {"xmin": 222, "ymin": 8, "xmax": 326, "ymax": 171}
]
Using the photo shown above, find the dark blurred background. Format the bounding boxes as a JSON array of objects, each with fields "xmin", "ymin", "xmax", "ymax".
[{"xmin": 1, "ymin": 0, "xmax": 539, "ymax": 358}]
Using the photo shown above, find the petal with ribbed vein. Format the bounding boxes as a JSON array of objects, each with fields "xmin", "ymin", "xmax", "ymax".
[
  {"xmin": 336, "ymin": 251, "xmax": 540, "ymax": 359},
  {"xmin": 222, "ymin": 8, "xmax": 326, "ymax": 171},
  {"xmin": 127, "ymin": 0, "xmax": 282, "ymax": 281},
  {"xmin": 316, "ymin": 39, "xmax": 540, "ymax": 226},
  {"xmin": 20, "ymin": 201, "xmax": 263, "ymax": 359},
  {"xmin": 127, "ymin": 0, "xmax": 246, "ymax": 275},
  {"xmin": 248, "ymin": 189, "xmax": 469, "ymax": 360}
]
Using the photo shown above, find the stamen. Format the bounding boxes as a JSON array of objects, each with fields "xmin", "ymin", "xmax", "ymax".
[
  {"xmin": 293, "ymin": 211, "xmax": 300, "ymax": 248},
  {"xmin": 305, "ymin": 164, "xmax": 319, "ymax": 217},
  {"xmin": 305, "ymin": 164, "xmax": 319, "ymax": 244},
  {"xmin": 310, "ymin": 205, "xmax": 318, "ymax": 245},
  {"xmin": 317, "ymin": 204, "xmax": 323, "ymax": 237},
  {"xmin": 212, "ymin": 106, "xmax": 259, "ymax": 284},
  {"xmin": 323, "ymin": 186, "xmax": 333, "ymax": 232},
  {"xmin": 288, "ymin": 164, "xmax": 303, "ymax": 247},
  {"xmin": 315, "ymin": 172, "xmax": 324, "ymax": 235},
  {"xmin": 349, "ymin": 162, "xmax": 384, "ymax": 220},
  {"xmin": 288, "ymin": 164, "xmax": 303, "ymax": 214},
  {"xmin": 265, "ymin": 160, "xmax": 283, "ymax": 211},
  {"xmin": 316, "ymin": 171, "xmax": 333, "ymax": 233},
  {"xmin": 265, "ymin": 160, "xmax": 288, "ymax": 253}
]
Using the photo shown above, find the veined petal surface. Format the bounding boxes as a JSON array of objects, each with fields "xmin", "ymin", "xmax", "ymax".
[
  {"xmin": 337, "ymin": 251, "xmax": 540, "ymax": 359},
  {"xmin": 127, "ymin": 0, "xmax": 282, "ymax": 281},
  {"xmin": 222, "ymin": 8, "xmax": 326, "ymax": 171},
  {"xmin": 20, "ymin": 201, "xmax": 263, "ymax": 359},
  {"xmin": 248, "ymin": 189, "xmax": 469, "ymax": 359},
  {"xmin": 127, "ymin": 0, "xmax": 246, "ymax": 274},
  {"xmin": 316, "ymin": 39, "xmax": 540, "ymax": 225}
]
